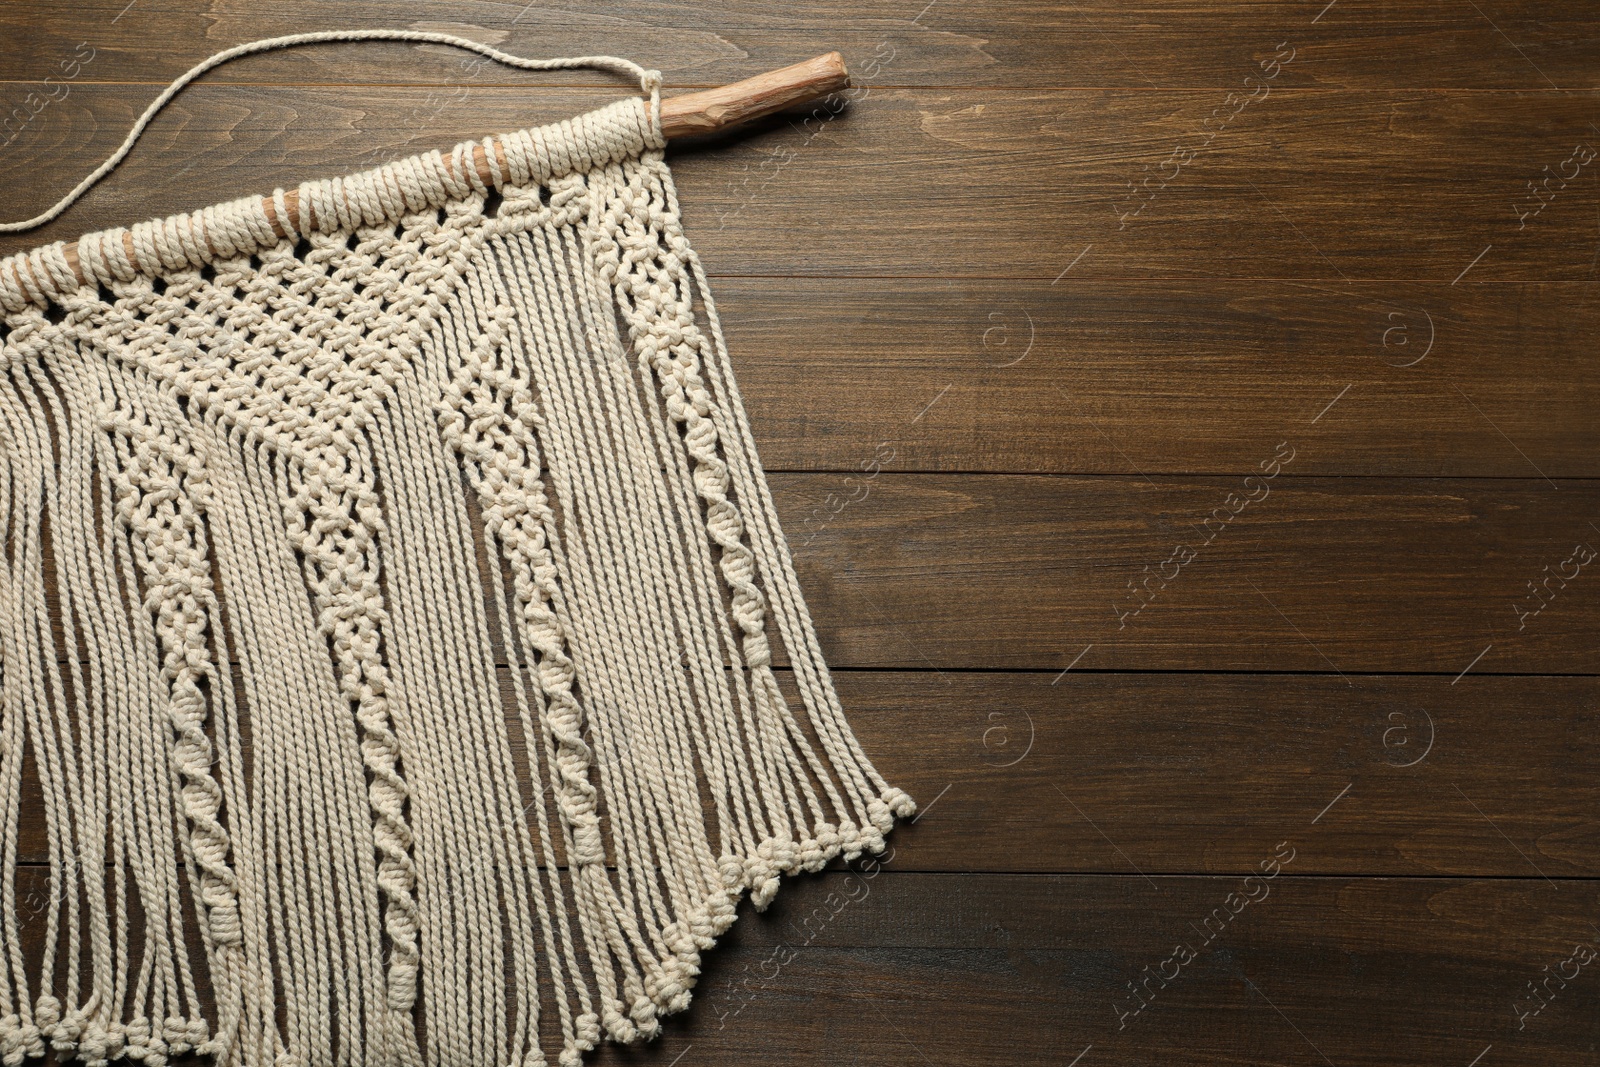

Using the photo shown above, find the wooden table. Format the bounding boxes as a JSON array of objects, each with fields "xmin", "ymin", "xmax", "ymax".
[{"xmin": 3, "ymin": 2, "xmax": 1597, "ymax": 1064}]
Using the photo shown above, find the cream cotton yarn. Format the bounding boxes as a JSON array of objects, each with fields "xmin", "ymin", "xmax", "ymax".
[{"xmin": 0, "ymin": 32, "xmax": 912, "ymax": 1067}]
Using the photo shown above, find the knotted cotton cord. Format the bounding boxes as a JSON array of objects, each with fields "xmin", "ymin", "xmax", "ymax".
[{"xmin": 0, "ymin": 34, "xmax": 910, "ymax": 1067}]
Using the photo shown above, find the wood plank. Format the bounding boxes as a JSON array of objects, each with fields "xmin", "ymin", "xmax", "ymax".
[
  {"xmin": 14, "ymin": 671, "xmax": 1600, "ymax": 877},
  {"xmin": 613, "ymin": 872, "xmax": 1600, "ymax": 1066},
  {"xmin": 719, "ymin": 278, "xmax": 1600, "ymax": 477},
  {"xmin": 780, "ymin": 473, "xmax": 1600, "ymax": 673},
  {"xmin": 0, "ymin": 1, "xmax": 1594, "ymax": 90},
  {"xmin": 669, "ymin": 87, "xmax": 1600, "ymax": 281},
  {"xmin": 16, "ymin": 869, "xmax": 1600, "ymax": 1065},
  {"xmin": 3, "ymin": 85, "xmax": 1599, "ymax": 279},
  {"xmin": 830, "ymin": 671, "xmax": 1600, "ymax": 879}
]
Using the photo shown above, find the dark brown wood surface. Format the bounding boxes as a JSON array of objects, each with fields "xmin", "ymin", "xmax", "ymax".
[{"xmin": 4, "ymin": 1, "xmax": 1597, "ymax": 1063}]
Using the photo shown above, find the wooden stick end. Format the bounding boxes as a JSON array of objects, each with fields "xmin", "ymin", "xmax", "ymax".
[{"xmin": 659, "ymin": 51, "xmax": 853, "ymax": 138}]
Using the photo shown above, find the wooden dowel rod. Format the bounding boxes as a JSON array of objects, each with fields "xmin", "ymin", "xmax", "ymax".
[{"xmin": 58, "ymin": 53, "xmax": 849, "ymax": 289}]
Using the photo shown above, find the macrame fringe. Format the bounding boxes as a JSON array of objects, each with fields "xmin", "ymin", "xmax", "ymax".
[{"xmin": 0, "ymin": 101, "xmax": 912, "ymax": 1067}]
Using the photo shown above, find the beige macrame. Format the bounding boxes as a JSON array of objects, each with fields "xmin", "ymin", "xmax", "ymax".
[{"xmin": 0, "ymin": 32, "xmax": 912, "ymax": 1067}]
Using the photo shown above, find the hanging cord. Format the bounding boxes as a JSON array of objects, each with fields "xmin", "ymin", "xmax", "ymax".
[{"xmin": 0, "ymin": 29, "xmax": 662, "ymax": 233}]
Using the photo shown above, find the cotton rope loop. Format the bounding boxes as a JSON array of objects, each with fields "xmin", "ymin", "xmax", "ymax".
[{"xmin": 0, "ymin": 31, "xmax": 911, "ymax": 1067}]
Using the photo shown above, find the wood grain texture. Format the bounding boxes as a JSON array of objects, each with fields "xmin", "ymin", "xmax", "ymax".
[
  {"xmin": 4, "ymin": 2, "xmax": 1598, "ymax": 1064},
  {"xmin": 18, "ymin": 870, "xmax": 1600, "ymax": 1066},
  {"xmin": 718, "ymin": 278, "xmax": 1600, "ymax": 477},
  {"xmin": 0, "ymin": 1, "xmax": 1596, "ymax": 89},
  {"xmin": 667, "ymin": 87, "xmax": 1600, "ymax": 281},
  {"xmin": 781, "ymin": 473, "xmax": 1598, "ymax": 673},
  {"xmin": 578, "ymin": 872, "xmax": 1600, "ymax": 1067}
]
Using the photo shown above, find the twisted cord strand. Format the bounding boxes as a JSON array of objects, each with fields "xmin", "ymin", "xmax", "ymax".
[{"xmin": 0, "ymin": 29, "xmax": 659, "ymax": 234}]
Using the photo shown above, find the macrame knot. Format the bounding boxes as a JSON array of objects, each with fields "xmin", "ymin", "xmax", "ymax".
[
  {"xmin": 750, "ymin": 835, "xmax": 798, "ymax": 909},
  {"xmin": 209, "ymin": 900, "xmax": 244, "ymax": 944},
  {"xmin": 883, "ymin": 787, "xmax": 918, "ymax": 819},
  {"xmin": 627, "ymin": 985, "xmax": 660, "ymax": 1040},
  {"xmin": 798, "ymin": 830, "xmax": 831, "ymax": 872},
  {"xmin": 124, "ymin": 1018, "xmax": 151, "ymax": 1047},
  {"xmin": 705, "ymin": 890, "xmax": 738, "ymax": 937},
  {"xmin": 121, "ymin": 1017, "xmax": 163, "ymax": 1066},
  {"xmin": 646, "ymin": 959, "xmax": 693, "ymax": 1016},
  {"xmin": 575, "ymin": 1011, "xmax": 601, "ymax": 1049},
  {"xmin": 836, "ymin": 819, "xmax": 867, "ymax": 861},
  {"xmin": 163, "ymin": 1014, "xmax": 208, "ymax": 1054},
  {"xmin": 49, "ymin": 1003, "xmax": 88, "ymax": 1052},
  {"xmin": 660, "ymin": 920, "xmax": 694, "ymax": 959},
  {"xmin": 30, "ymin": 997, "xmax": 59, "ymax": 1033},
  {"xmin": 681, "ymin": 909, "xmax": 715, "ymax": 948},
  {"xmin": 745, "ymin": 858, "xmax": 781, "ymax": 909},
  {"xmin": 5, "ymin": 314, "xmax": 50, "ymax": 364},
  {"xmin": 138, "ymin": 1036, "xmax": 172, "ymax": 1067},
  {"xmin": 22, "ymin": 1022, "xmax": 43, "ymax": 1062},
  {"xmin": 0, "ymin": 1014, "xmax": 40, "ymax": 1067},
  {"xmin": 601, "ymin": 1008, "xmax": 636, "ymax": 1044},
  {"xmin": 78, "ymin": 1019, "xmax": 125, "ymax": 1067},
  {"xmin": 570, "ymin": 820, "xmax": 606, "ymax": 865},
  {"xmin": 743, "ymin": 631, "xmax": 773, "ymax": 668},
  {"xmin": 867, "ymin": 796, "xmax": 897, "ymax": 833},
  {"xmin": 771, "ymin": 834, "xmax": 799, "ymax": 873},
  {"xmin": 497, "ymin": 183, "xmax": 547, "ymax": 218}
]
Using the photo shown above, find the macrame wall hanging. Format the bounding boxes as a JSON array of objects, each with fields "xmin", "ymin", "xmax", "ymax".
[{"xmin": 0, "ymin": 31, "xmax": 912, "ymax": 1067}]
